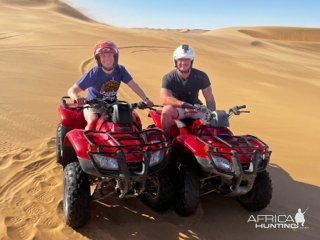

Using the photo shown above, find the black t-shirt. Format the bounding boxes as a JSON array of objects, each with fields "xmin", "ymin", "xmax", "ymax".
[{"xmin": 162, "ymin": 68, "xmax": 211, "ymax": 104}]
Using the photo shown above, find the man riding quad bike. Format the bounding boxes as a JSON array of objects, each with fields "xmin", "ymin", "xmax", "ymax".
[
  {"xmin": 148, "ymin": 104, "xmax": 272, "ymax": 216},
  {"xmin": 56, "ymin": 97, "xmax": 174, "ymax": 228}
]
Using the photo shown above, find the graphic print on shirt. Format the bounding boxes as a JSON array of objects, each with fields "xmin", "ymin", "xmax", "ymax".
[{"xmin": 100, "ymin": 79, "xmax": 120, "ymax": 102}]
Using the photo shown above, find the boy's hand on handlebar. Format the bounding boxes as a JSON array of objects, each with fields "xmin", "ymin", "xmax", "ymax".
[
  {"xmin": 75, "ymin": 97, "xmax": 86, "ymax": 105},
  {"xmin": 143, "ymin": 97, "xmax": 154, "ymax": 108},
  {"xmin": 145, "ymin": 99, "xmax": 154, "ymax": 108},
  {"xmin": 136, "ymin": 101, "xmax": 147, "ymax": 109}
]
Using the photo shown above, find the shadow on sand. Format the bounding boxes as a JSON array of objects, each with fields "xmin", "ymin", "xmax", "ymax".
[{"xmin": 76, "ymin": 164, "xmax": 320, "ymax": 240}]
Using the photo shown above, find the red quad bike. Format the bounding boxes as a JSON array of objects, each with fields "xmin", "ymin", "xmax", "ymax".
[
  {"xmin": 56, "ymin": 97, "xmax": 174, "ymax": 228},
  {"xmin": 148, "ymin": 104, "xmax": 272, "ymax": 216}
]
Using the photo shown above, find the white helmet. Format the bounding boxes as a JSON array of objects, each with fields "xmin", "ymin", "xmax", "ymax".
[{"xmin": 173, "ymin": 44, "xmax": 195, "ymax": 67}]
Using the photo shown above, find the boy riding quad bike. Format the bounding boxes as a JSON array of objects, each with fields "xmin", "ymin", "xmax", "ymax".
[
  {"xmin": 56, "ymin": 97, "xmax": 173, "ymax": 228},
  {"xmin": 148, "ymin": 104, "xmax": 272, "ymax": 216}
]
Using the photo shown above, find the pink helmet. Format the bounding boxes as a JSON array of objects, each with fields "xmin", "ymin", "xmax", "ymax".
[{"xmin": 93, "ymin": 40, "xmax": 119, "ymax": 67}]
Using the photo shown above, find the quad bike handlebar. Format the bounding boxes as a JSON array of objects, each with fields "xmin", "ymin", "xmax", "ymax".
[
  {"xmin": 191, "ymin": 104, "xmax": 250, "ymax": 127},
  {"xmin": 228, "ymin": 105, "xmax": 250, "ymax": 116},
  {"xmin": 61, "ymin": 96, "xmax": 161, "ymax": 111},
  {"xmin": 193, "ymin": 104, "xmax": 250, "ymax": 118},
  {"xmin": 87, "ymin": 99, "xmax": 163, "ymax": 111},
  {"xmin": 130, "ymin": 102, "xmax": 162, "ymax": 110}
]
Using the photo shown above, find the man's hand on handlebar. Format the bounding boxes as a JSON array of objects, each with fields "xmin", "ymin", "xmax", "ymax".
[{"xmin": 181, "ymin": 102, "xmax": 195, "ymax": 109}]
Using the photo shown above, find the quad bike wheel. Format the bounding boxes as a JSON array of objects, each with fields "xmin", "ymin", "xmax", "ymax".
[
  {"xmin": 56, "ymin": 123, "xmax": 69, "ymax": 165},
  {"xmin": 174, "ymin": 161, "xmax": 200, "ymax": 216},
  {"xmin": 237, "ymin": 170, "xmax": 272, "ymax": 211},
  {"xmin": 63, "ymin": 162, "xmax": 90, "ymax": 228},
  {"xmin": 140, "ymin": 168, "xmax": 175, "ymax": 211}
]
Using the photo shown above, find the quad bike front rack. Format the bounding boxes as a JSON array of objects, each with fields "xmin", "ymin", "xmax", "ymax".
[
  {"xmin": 83, "ymin": 128, "xmax": 170, "ymax": 171},
  {"xmin": 196, "ymin": 134, "xmax": 271, "ymax": 170},
  {"xmin": 82, "ymin": 129, "xmax": 171, "ymax": 198}
]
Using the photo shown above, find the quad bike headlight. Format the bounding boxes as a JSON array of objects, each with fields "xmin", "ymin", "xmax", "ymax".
[
  {"xmin": 210, "ymin": 155, "xmax": 233, "ymax": 173},
  {"xmin": 256, "ymin": 155, "xmax": 263, "ymax": 167},
  {"xmin": 150, "ymin": 150, "xmax": 164, "ymax": 166},
  {"xmin": 92, "ymin": 154, "xmax": 119, "ymax": 170},
  {"xmin": 256, "ymin": 153, "xmax": 268, "ymax": 171}
]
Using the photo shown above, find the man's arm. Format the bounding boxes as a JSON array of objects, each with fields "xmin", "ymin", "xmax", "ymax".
[
  {"xmin": 161, "ymin": 88, "xmax": 195, "ymax": 108},
  {"xmin": 202, "ymin": 86, "xmax": 216, "ymax": 110},
  {"xmin": 160, "ymin": 88, "xmax": 185, "ymax": 107}
]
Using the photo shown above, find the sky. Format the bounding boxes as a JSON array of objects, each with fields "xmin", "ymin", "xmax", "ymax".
[{"xmin": 64, "ymin": 0, "xmax": 320, "ymax": 30}]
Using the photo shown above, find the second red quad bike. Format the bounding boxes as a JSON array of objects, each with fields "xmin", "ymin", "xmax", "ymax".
[
  {"xmin": 56, "ymin": 97, "xmax": 173, "ymax": 228},
  {"xmin": 148, "ymin": 104, "xmax": 272, "ymax": 216}
]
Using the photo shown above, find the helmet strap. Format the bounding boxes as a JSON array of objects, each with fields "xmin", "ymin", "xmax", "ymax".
[
  {"xmin": 102, "ymin": 65, "xmax": 114, "ymax": 71},
  {"xmin": 177, "ymin": 67, "xmax": 191, "ymax": 74},
  {"xmin": 175, "ymin": 60, "xmax": 193, "ymax": 74}
]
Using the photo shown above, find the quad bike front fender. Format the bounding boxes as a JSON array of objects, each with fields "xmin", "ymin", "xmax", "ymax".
[
  {"xmin": 64, "ymin": 129, "xmax": 90, "ymax": 160},
  {"xmin": 173, "ymin": 134, "xmax": 209, "ymax": 159},
  {"xmin": 59, "ymin": 104, "xmax": 86, "ymax": 130}
]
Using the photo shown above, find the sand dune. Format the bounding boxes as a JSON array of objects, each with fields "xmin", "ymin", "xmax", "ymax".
[
  {"xmin": 1, "ymin": 0, "xmax": 93, "ymax": 22},
  {"xmin": 238, "ymin": 27, "xmax": 320, "ymax": 42},
  {"xmin": 0, "ymin": 0, "xmax": 320, "ymax": 239}
]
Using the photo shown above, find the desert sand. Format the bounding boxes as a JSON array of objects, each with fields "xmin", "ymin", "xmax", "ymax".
[{"xmin": 0, "ymin": 0, "xmax": 319, "ymax": 239}]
